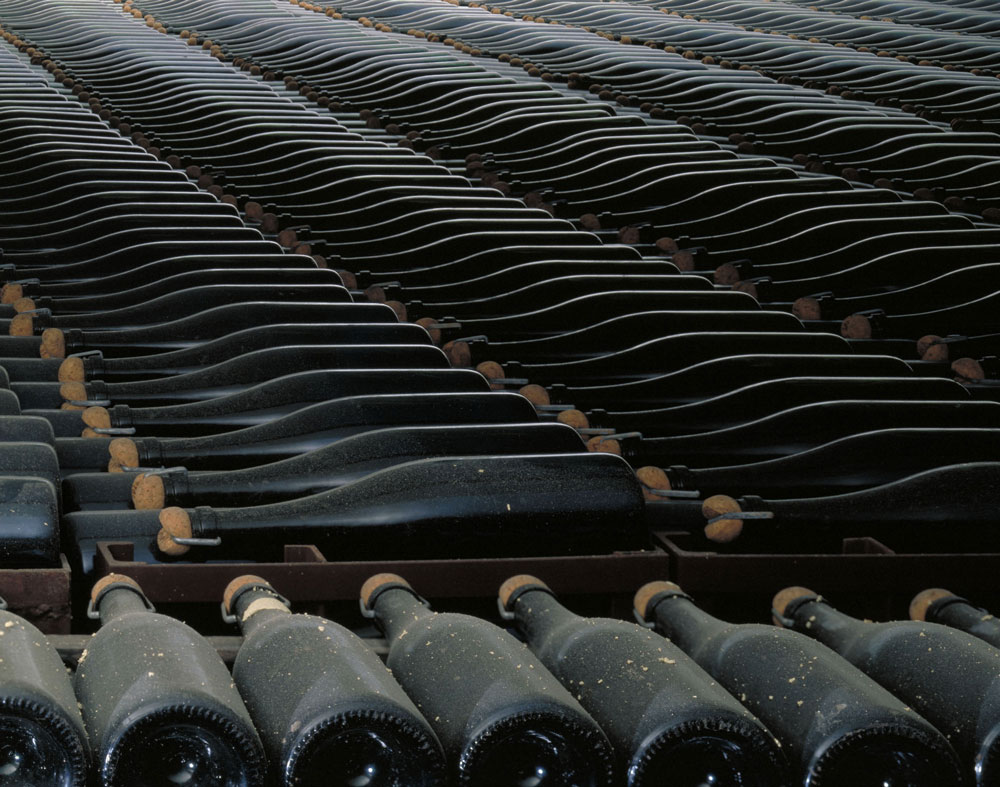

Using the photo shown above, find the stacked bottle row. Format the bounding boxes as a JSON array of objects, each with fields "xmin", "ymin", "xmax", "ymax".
[
  {"xmin": 0, "ymin": 0, "xmax": 996, "ymax": 560},
  {"xmin": 319, "ymin": 0, "xmax": 1000, "ymax": 194},
  {"xmin": 0, "ymin": 30, "xmax": 653, "ymax": 573},
  {"xmin": 130, "ymin": 0, "xmax": 1000, "ymax": 358},
  {"xmin": 10, "ymin": 570, "xmax": 1000, "ymax": 785}
]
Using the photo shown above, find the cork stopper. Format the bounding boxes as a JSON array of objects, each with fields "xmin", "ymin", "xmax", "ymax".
[
  {"xmin": 82, "ymin": 406, "xmax": 110, "ymax": 430},
  {"xmin": 476, "ymin": 360, "xmax": 504, "ymax": 380},
  {"xmin": 702, "ymin": 495, "xmax": 743, "ymax": 543},
  {"xmin": 518, "ymin": 384, "xmax": 550, "ymax": 406},
  {"xmin": 9, "ymin": 313, "xmax": 33, "ymax": 336},
  {"xmin": 916, "ymin": 335, "xmax": 947, "ymax": 361},
  {"xmin": 12, "ymin": 297, "xmax": 35, "ymax": 313},
  {"xmin": 132, "ymin": 474, "xmax": 165, "ymax": 510},
  {"xmin": 792, "ymin": 296, "xmax": 822, "ymax": 321},
  {"xmin": 109, "ymin": 437, "xmax": 138, "ymax": 469},
  {"xmin": 0, "ymin": 283, "xmax": 22, "ymax": 304},
  {"xmin": 633, "ymin": 580, "xmax": 682, "ymax": 620},
  {"xmin": 360, "ymin": 572, "xmax": 410, "ymax": 610},
  {"xmin": 156, "ymin": 507, "xmax": 192, "ymax": 556},
  {"xmin": 243, "ymin": 201, "xmax": 264, "ymax": 221},
  {"xmin": 714, "ymin": 263, "xmax": 741, "ymax": 285},
  {"xmin": 414, "ymin": 317, "xmax": 441, "ymax": 345},
  {"xmin": 39, "ymin": 328, "xmax": 65, "ymax": 359},
  {"xmin": 222, "ymin": 574, "xmax": 271, "ymax": 615},
  {"xmin": 556, "ymin": 409, "xmax": 589, "ymax": 429},
  {"xmin": 587, "ymin": 436, "xmax": 621, "ymax": 455},
  {"xmin": 384, "ymin": 300, "xmax": 407, "ymax": 322},
  {"xmin": 443, "ymin": 340, "xmax": 471, "ymax": 367},
  {"xmin": 771, "ymin": 586, "xmax": 818, "ymax": 627},
  {"xmin": 841, "ymin": 314, "xmax": 872, "ymax": 339},
  {"xmin": 498, "ymin": 574, "xmax": 549, "ymax": 611},
  {"xmin": 953, "ymin": 357, "xmax": 985, "ymax": 382},
  {"xmin": 909, "ymin": 588, "xmax": 956, "ymax": 622},
  {"xmin": 636, "ymin": 466, "xmax": 670, "ymax": 502},
  {"xmin": 58, "ymin": 356, "xmax": 85, "ymax": 382},
  {"xmin": 60, "ymin": 382, "xmax": 86, "ymax": 403},
  {"xmin": 91, "ymin": 573, "xmax": 141, "ymax": 605}
]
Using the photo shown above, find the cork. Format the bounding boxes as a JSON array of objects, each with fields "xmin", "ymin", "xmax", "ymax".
[
  {"xmin": 771, "ymin": 586, "xmax": 818, "ymax": 626},
  {"xmin": 518, "ymin": 384, "xmax": 550, "ymax": 406},
  {"xmin": 132, "ymin": 474, "xmax": 164, "ymax": 510},
  {"xmin": 714, "ymin": 263, "xmax": 741, "ymax": 284},
  {"xmin": 587, "ymin": 436, "xmax": 621, "ymax": 455},
  {"xmin": 909, "ymin": 588, "xmax": 955, "ymax": 622},
  {"xmin": 334, "ymin": 270, "xmax": 357, "ymax": 290},
  {"xmin": 792, "ymin": 297, "xmax": 822, "ymax": 321},
  {"xmin": 243, "ymin": 201, "xmax": 264, "ymax": 221},
  {"xmin": 672, "ymin": 250, "xmax": 695, "ymax": 272},
  {"xmin": 556, "ymin": 409, "xmax": 589, "ymax": 429},
  {"xmin": 916, "ymin": 335, "xmax": 948, "ymax": 362},
  {"xmin": 9, "ymin": 313, "xmax": 33, "ymax": 336},
  {"xmin": 40, "ymin": 328, "xmax": 65, "ymax": 359},
  {"xmin": 360, "ymin": 573, "xmax": 410, "ymax": 610},
  {"xmin": 223, "ymin": 574, "xmax": 271, "ymax": 615},
  {"xmin": 0, "ymin": 283, "xmax": 22, "ymax": 304},
  {"xmin": 476, "ymin": 360, "xmax": 504, "ymax": 384},
  {"xmin": 385, "ymin": 300, "xmax": 407, "ymax": 322},
  {"xmin": 841, "ymin": 314, "xmax": 872, "ymax": 339},
  {"xmin": 579, "ymin": 213, "xmax": 601, "ymax": 230},
  {"xmin": 733, "ymin": 280, "xmax": 758, "ymax": 300},
  {"xmin": 82, "ymin": 407, "xmax": 110, "ymax": 430},
  {"xmin": 156, "ymin": 507, "xmax": 192, "ymax": 556},
  {"xmin": 636, "ymin": 466, "xmax": 670, "ymax": 502},
  {"xmin": 12, "ymin": 297, "xmax": 35, "ymax": 313},
  {"xmin": 415, "ymin": 317, "xmax": 441, "ymax": 345},
  {"xmin": 443, "ymin": 340, "xmax": 472, "ymax": 367},
  {"xmin": 107, "ymin": 437, "xmax": 138, "ymax": 466},
  {"xmin": 498, "ymin": 574, "xmax": 549, "ymax": 611},
  {"xmin": 60, "ymin": 382, "xmax": 86, "ymax": 403},
  {"xmin": 953, "ymin": 357, "xmax": 985, "ymax": 382},
  {"xmin": 702, "ymin": 494, "xmax": 743, "ymax": 543},
  {"xmin": 633, "ymin": 580, "xmax": 681, "ymax": 620},
  {"xmin": 58, "ymin": 356, "xmax": 85, "ymax": 382},
  {"xmin": 91, "ymin": 573, "xmax": 141, "ymax": 605}
]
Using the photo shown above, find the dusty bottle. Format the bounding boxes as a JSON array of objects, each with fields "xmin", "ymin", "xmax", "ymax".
[
  {"xmin": 75, "ymin": 575, "xmax": 266, "ymax": 787},
  {"xmin": 362, "ymin": 573, "xmax": 616, "ymax": 786},
  {"xmin": 0, "ymin": 595, "xmax": 90, "ymax": 786},
  {"xmin": 637, "ymin": 581, "xmax": 966, "ymax": 786},
  {"xmin": 775, "ymin": 586, "xmax": 1000, "ymax": 785},
  {"xmin": 224, "ymin": 575, "xmax": 447, "ymax": 786},
  {"xmin": 499, "ymin": 575, "xmax": 788, "ymax": 785},
  {"xmin": 910, "ymin": 588, "xmax": 1000, "ymax": 650}
]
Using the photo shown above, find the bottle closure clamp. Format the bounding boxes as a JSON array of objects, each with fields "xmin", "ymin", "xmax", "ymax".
[{"xmin": 87, "ymin": 579, "xmax": 156, "ymax": 619}]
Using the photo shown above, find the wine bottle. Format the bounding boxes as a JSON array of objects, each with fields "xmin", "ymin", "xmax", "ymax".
[
  {"xmin": 641, "ymin": 427, "xmax": 1000, "ymax": 499},
  {"xmin": 66, "ymin": 452, "xmax": 646, "ymax": 567},
  {"xmin": 224, "ymin": 575, "xmax": 447, "ymax": 786},
  {"xmin": 56, "ymin": 321, "xmax": 429, "ymax": 383},
  {"xmin": 637, "ymin": 581, "xmax": 965, "ymax": 786},
  {"xmin": 0, "ymin": 475, "xmax": 60, "ymax": 567},
  {"xmin": 0, "ymin": 594, "xmax": 90, "ymax": 786},
  {"xmin": 499, "ymin": 575, "xmax": 789, "ymax": 785},
  {"xmin": 910, "ymin": 588, "xmax": 1000, "ymax": 650},
  {"xmin": 69, "ymin": 367, "xmax": 488, "ymax": 443},
  {"xmin": 775, "ymin": 585, "xmax": 1000, "ymax": 784},
  {"xmin": 110, "ymin": 391, "xmax": 539, "ymax": 470},
  {"xmin": 49, "ymin": 301, "xmax": 397, "ymax": 359},
  {"xmin": 59, "ymin": 344, "xmax": 449, "ymax": 408},
  {"xmin": 123, "ymin": 422, "xmax": 584, "ymax": 509},
  {"xmin": 362, "ymin": 573, "xmax": 616, "ymax": 785},
  {"xmin": 6, "ymin": 283, "xmax": 350, "ymax": 337},
  {"xmin": 75, "ymin": 574, "xmax": 266, "ymax": 787}
]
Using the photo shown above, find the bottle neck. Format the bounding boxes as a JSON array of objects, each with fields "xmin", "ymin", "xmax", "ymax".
[
  {"xmin": 511, "ymin": 587, "xmax": 580, "ymax": 651},
  {"xmin": 370, "ymin": 586, "xmax": 434, "ymax": 641},
  {"xmin": 97, "ymin": 585, "xmax": 151, "ymax": 625},
  {"xmin": 232, "ymin": 586, "xmax": 290, "ymax": 638},
  {"xmin": 648, "ymin": 592, "xmax": 729, "ymax": 652},
  {"xmin": 785, "ymin": 597, "xmax": 863, "ymax": 654}
]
